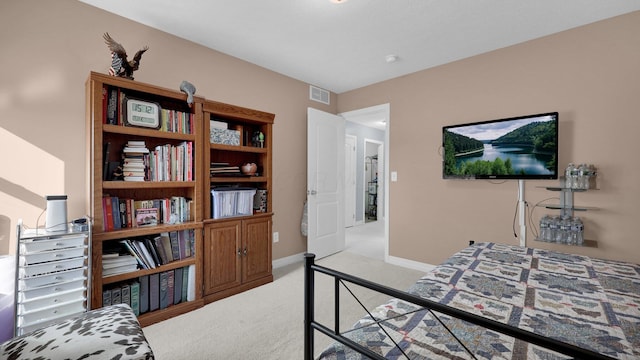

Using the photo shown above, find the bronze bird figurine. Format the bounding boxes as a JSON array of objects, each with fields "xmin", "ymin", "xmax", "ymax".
[{"xmin": 103, "ymin": 32, "xmax": 148, "ymax": 80}]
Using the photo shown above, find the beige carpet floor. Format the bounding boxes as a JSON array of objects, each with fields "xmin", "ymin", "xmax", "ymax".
[{"xmin": 143, "ymin": 251, "xmax": 425, "ymax": 359}]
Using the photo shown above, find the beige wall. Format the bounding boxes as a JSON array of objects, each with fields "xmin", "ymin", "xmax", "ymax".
[
  {"xmin": 338, "ymin": 11, "xmax": 640, "ymax": 265},
  {"xmin": 0, "ymin": 0, "xmax": 335, "ymax": 259},
  {"xmin": 1, "ymin": 1, "xmax": 638, "ymax": 266}
]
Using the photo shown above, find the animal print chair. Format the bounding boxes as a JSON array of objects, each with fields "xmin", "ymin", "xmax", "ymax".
[{"xmin": 0, "ymin": 304, "xmax": 154, "ymax": 359}]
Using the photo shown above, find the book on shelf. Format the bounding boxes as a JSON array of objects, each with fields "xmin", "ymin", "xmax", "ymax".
[
  {"xmin": 102, "ymin": 196, "xmax": 192, "ymax": 231},
  {"xmin": 149, "ymin": 273, "xmax": 160, "ymax": 312},
  {"xmin": 210, "ymin": 162, "xmax": 241, "ymax": 176},
  {"xmin": 111, "ymin": 287, "xmax": 121, "ymax": 305},
  {"xmin": 135, "ymin": 208, "xmax": 159, "ymax": 227},
  {"xmin": 160, "ymin": 109, "xmax": 194, "ymax": 134},
  {"xmin": 102, "ymin": 254, "xmax": 138, "ymax": 277},
  {"xmin": 139, "ymin": 275, "xmax": 149, "ymax": 314},
  {"xmin": 106, "ymin": 230, "xmax": 194, "ymax": 273},
  {"xmin": 169, "ymin": 231, "xmax": 181, "ymax": 261},
  {"xmin": 102, "ymin": 84, "xmax": 194, "ymax": 134},
  {"xmin": 173, "ymin": 267, "xmax": 183, "ymax": 305},
  {"xmin": 122, "ymin": 140, "xmax": 149, "ymax": 181},
  {"xmin": 159, "ymin": 271, "xmax": 169, "ymax": 310},
  {"xmin": 130, "ymin": 281, "xmax": 140, "ymax": 316},
  {"xmin": 121, "ymin": 284, "xmax": 131, "ymax": 307},
  {"xmin": 120, "ymin": 240, "xmax": 149, "ymax": 269},
  {"xmin": 104, "ymin": 267, "xmax": 191, "ymax": 315},
  {"xmin": 148, "ymin": 141, "xmax": 194, "ymax": 181},
  {"xmin": 105, "ymin": 86, "xmax": 119, "ymax": 125},
  {"xmin": 102, "ymin": 288, "xmax": 112, "ymax": 306}
]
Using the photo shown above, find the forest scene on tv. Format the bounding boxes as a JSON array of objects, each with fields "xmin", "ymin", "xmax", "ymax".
[{"xmin": 443, "ymin": 115, "xmax": 557, "ymax": 178}]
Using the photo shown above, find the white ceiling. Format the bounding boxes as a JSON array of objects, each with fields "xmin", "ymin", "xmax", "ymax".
[{"xmin": 80, "ymin": 0, "xmax": 639, "ymax": 96}]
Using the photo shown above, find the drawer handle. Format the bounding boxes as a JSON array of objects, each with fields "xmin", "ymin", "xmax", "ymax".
[
  {"xmin": 55, "ymin": 254, "xmax": 65, "ymax": 257},
  {"xmin": 56, "ymin": 243, "xmax": 63, "ymax": 246},
  {"xmin": 54, "ymin": 287, "xmax": 62, "ymax": 292},
  {"xmin": 55, "ymin": 276, "xmax": 63, "ymax": 280}
]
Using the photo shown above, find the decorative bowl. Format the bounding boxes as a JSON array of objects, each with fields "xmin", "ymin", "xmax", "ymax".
[{"xmin": 241, "ymin": 163, "xmax": 258, "ymax": 175}]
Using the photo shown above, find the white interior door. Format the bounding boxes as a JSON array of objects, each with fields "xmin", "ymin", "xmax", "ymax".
[
  {"xmin": 377, "ymin": 144, "xmax": 384, "ymax": 220},
  {"xmin": 307, "ymin": 108, "xmax": 345, "ymax": 259},
  {"xmin": 345, "ymin": 135, "xmax": 356, "ymax": 228}
]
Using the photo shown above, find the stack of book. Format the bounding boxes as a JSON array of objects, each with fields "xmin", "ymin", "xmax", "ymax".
[
  {"xmin": 122, "ymin": 141, "xmax": 149, "ymax": 181},
  {"xmin": 210, "ymin": 162, "xmax": 241, "ymax": 176},
  {"xmin": 102, "ymin": 253, "xmax": 139, "ymax": 277}
]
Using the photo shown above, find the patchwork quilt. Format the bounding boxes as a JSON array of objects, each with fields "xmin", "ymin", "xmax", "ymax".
[{"xmin": 318, "ymin": 242, "xmax": 640, "ymax": 359}]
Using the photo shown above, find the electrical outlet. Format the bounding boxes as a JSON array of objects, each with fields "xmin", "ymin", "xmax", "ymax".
[{"xmin": 273, "ymin": 232, "xmax": 279, "ymax": 243}]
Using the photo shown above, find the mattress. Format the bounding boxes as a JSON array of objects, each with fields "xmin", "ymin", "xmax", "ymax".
[{"xmin": 318, "ymin": 242, "xmax": 640, "ymax": 359}]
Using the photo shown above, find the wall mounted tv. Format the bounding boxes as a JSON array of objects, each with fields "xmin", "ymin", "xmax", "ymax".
[{"xmin": 442, "ymin": 112, "xmax": 558, "ymax": 180}]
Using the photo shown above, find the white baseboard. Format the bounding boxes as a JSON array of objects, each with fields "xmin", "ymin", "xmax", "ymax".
[
  {"xmin": 272, "ymin": 252, "xmax": 306, "ymax": 269},
  {"xmin": 386, "ymin": 255, "xmax": 435, "ymax": 273},
  {"xmin": 273, "ymin": 251, "xmax": 436, "ymax": 274}
]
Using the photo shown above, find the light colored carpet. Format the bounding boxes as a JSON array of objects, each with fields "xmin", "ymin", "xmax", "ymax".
[{"xmin": 143, "ymin": 251, "xmax": 425, "ymax": 359}]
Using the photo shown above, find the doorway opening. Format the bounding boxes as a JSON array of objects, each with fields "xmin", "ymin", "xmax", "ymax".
[
  {"xmin": 364, "ymin": 140, "xmax": 383, "ymax": 223},
  {"xmin": 340, "ymin": 104, "xmax": 389, "ymax": 261}
]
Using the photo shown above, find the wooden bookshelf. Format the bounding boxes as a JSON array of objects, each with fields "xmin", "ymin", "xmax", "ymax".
[
  {"xmin": 86, "ymin": 72, "xmax": 204, "ymax": 326},
  {"xmin": 86, "ymin": 71, "xmax": 275, "ymax": 324}
]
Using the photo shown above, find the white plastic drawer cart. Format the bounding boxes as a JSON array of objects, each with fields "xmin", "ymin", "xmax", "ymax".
[{"xmin": 14, "ymin": 219, "xmax": 91, "ymax": 336}]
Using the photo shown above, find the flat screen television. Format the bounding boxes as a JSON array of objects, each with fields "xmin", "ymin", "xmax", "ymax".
[{"xmin": 442, "ymin": 112, "xmax": 558, "ymax": 180}]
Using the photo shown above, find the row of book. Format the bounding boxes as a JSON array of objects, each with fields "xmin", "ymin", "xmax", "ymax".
[
  {"xmin": 102, "ymin": 265, "xmax": 195, "ymax": 316},
  {"xmin": 103, "ymin": 85, "xmax": 194, "ymax": 134},
  {"xmin": 120, "ymin": 140, "xmax": 194, "ymax": 182},
  {"xmin": 102, "ymin": 230, "xmax": 195, "ymax": 274},
  {"xmin": 148, "ymin": 141, "xmax": 194, "ymax": 182},
  {"xmin": 102, "ymin": 196, "xmax": 192, "ymax": 232}
]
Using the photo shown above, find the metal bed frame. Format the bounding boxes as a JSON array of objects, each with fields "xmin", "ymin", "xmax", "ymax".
[{"xmin": 303, "ymin": 253, "xmax": 615, "ymax": 360}]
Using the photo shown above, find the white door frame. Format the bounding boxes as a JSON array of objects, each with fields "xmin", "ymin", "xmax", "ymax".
[
  {"xmin": 339, "ymin": 104, "xmax": 390, "ymax": 261},
  {"xmin": 345, "ymin": 135, "xmax": 357, "ymax": 228},
  {"xmin": 364, "ymin": 138, "xmax": 383, "ymax": 222}
]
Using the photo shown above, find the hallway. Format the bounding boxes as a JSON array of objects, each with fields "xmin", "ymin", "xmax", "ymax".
[{"xmin": 344, "ymin": 220, "xmax": 384, "ymax": 260}]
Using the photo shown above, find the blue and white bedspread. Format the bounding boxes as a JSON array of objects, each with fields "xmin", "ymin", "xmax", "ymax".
[{"xmin": 319, "ymin": 242, "xmax": 640, "ymax": 359}]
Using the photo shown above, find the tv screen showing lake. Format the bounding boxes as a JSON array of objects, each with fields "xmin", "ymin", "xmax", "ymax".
[
  {"xmin": 443, "ymin": 113, "xmax": 557, "ymax": 178},
  {"xmin": 455, "ymin": 143, "xmax": 554, "ymax": 175}
]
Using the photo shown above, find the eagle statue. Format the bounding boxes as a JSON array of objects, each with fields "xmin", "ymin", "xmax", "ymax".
[{"xmin": 103, "ymin": 32, "xmax": 148, "ymax": 80}]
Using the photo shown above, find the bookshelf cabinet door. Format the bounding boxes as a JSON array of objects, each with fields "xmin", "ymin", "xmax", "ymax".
[
  {"xmin": 242, "ymin": 216, "xmax": 272, "ymax": 283},
  {"xmin": 203, "ymin": 220, "xmax": 242, "ymax": 295}
]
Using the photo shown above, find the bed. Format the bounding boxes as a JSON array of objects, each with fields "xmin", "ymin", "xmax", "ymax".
[{"xmin": 305, "ymin": 242, "xmax": 640, "ymax": 359}]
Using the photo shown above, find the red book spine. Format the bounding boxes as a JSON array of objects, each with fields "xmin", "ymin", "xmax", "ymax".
[{"xmin": 103, "ymin": 196, "xmax": 114, "ymax": 231}]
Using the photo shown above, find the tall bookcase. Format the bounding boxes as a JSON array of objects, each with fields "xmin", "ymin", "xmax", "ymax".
[
  {"xmin": 85, "ymin": 72, "xmax": 204, "ymax": 326},
  {"xmin": 202, "ymin": 100, "xmax": 274, "ymax": 303}
]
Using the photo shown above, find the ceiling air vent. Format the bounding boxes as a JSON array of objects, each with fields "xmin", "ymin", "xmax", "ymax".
[{"xmin": 309, "ymin": 85, "xmax": 330, "ymax": 105}]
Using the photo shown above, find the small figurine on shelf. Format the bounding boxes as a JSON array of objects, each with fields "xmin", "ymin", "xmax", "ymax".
[
  {"xmin": 252, "ymin": 131, "xmax": 265, "ymax": 148},
  {"xmin": 103, "ymin": 32, "xmax": 148, "ymax": 80},
  {"xmin": 179, "ymin": 80, "xmax": 196, "ymax": 107}
]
